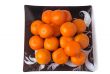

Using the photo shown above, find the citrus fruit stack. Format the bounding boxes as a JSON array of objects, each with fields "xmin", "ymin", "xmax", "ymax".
[{"xmin": 29, "ymin": 9, "xmax": 89, "ymax": 66}]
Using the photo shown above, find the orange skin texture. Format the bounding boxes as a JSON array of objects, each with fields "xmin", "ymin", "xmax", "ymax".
[
  {"xmin": 44, "ymin": 37, "xmax": 59, "ymax": 51},
  {"xmin": 50, "ymin": 24, "xmax": 61, "ymax": 37},
  {"xmin": 74, "ymin": 33, "xmax": 89, "ymax": 49},
  {"xmin": 31, "ymin": 20, "xmax": 43, "ymax": 35},
  {"xmin": 51, "ymin": 10, "xmax": 66, "ymax": 25},
  {"xmin": 71, "ymin": 51, "xmax": 86, "ymax": 66},
  {"xmin": 64, "ymin": 41, "xmax": 81, "ymax": 56},
  {"xmin": 38, "ymin": 24, "xmax": 53, "ymax": 38},
  {"xmin": 60, "ymin": 36, "xmax": 73, "ymax": 48},
  {"xmin": 29, "ymin": 36, "xmax": 44, "ymax": 50},
  {"xmin": 63, "ymin": 10, "xmax": 72, "ymax": 22},
  {"xmin": 52, "ymin": 25, "xmax": 61, "ymax": 37},
  {"xmin": 60, "ymin": 22, "xmax": 77, "ymax": 37},
  {"xmin": 35, "ymin": 49, "xmax": 51, "ymax": 64},
  {"xmin": 52, "ymin": 48, "xmax": 68, "ymax": 64},
  {"xmin": 42, "ymin": 10, "xmax": 53, "ymax": 24},
  {"xmin": 73, "ymin": 19, "xmax": 86, "ymax": 33}
]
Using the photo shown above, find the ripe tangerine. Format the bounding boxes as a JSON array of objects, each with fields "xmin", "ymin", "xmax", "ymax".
[
  {"xmin": 52, "ymin": 48, "xmax": 68, "ymax": 64},
  {"xmin": 73, "ymin": 19, "xmax": 86, "ymax": 33},
  {"xmin": 51, "ymin": 10, "xmax": 65, "ymax": 25},
  {"xmin": 38, "ymin": 24, "xmax": 53, "ymax": 38},
  {"xmin": 63, "ymin": 10, "xmax": 72, "ymax": 22},
  {"xmin": 42, "ymin": 10, "xmax": 53, "ymax": 24},
  {"xmin": 64, "ymin": 41, "xmax": 81, "ymax": 56},
  {"xmin": 52, "ymin": 25, "xmax": 61, "ymax": 37},
  {"xmin": 35, "ymin": 49, "xmax": 51, "ymax": 64},
  {"xmin": 29, "ymin": 36, "xmax": 44, "ymax": 50},
  {"xmin": 60, "ymin": 36, "xmax": 73, "ymax": 48},
  {"xmin": 71, "ymin": 51, "xmax": 86, "ymax": 66},
  {"xmin": 74, "ymin": 33, "xmax": 89, "ymax": 49},
  {"xmin": 60, "ymin": 22, "xmax": 77, "ymax": 37},
  {"xmin": 44, "ymin": 37, "xmax": 59, "ymax": 51},
  {"xmin": 31, "ymin": 20, "xmax": 43, "ymax": 35}
]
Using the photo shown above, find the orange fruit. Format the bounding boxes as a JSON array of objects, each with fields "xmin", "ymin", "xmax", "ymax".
[
  {"xmin": 60, "ymin": 22, "xmax": 77, "ymax": 37},
  {"xmin": 42, "ymin": 10, "xmax": 53, "ymax": 24},
  {"xmin": 29, "ymin": 36, "xmax": 44, "ymax": 50},
  {"xmin": 63, "ymin": 10, "xmax": 72, "ymax": 22},
  {"xmin": 74, "ymin": 33, "xmax": 89, "ymax": 49},
  {"xmin": 35, "ymin": 49, "xmax": 51, "ymax": 64},
  {"xmin": 50, "ymin": 24, "xmax": 61, "ymax": 37},
  {"xmin": 71, "ymin": 51, "xmax": 86, "ymax": 66},
  {"xmin": 64, "ymin": 41, "xmax": 81, "ymax": 56},
  {"xmin": 52, "ymin": 25, "xmax": 61, "ymax": 37},
  {"xmin": 44, "ymin": 37, "xmax": 59, "ymax": 51},
  {"xmin": 52, "ymin": 48, "xmax": 68, "ymax": 64},
  {"xmin": 38, "ymin": 24, "xmax": 53, "ymax": 38},
  {"xmin": 51, "ymin": 10, "xmax": 65, "ymax": 25},
  {"xmin": 73, "ymin": 19, "xmax": 86, "ymax": 33},
  {"xmin": 60, "ymin": 36, "xmax": 73, "ymax": 48},
  {"xmin": 31, "ymin": 20, "xmax": 43, "ymax": 35}
]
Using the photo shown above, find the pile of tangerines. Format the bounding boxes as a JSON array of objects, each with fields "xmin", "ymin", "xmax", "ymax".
[{"xmin": 29, "ymin": 10, "xmax": 89, "ymax": 66}]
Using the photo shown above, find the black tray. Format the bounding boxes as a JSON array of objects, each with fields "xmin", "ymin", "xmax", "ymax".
[{"xmin": 23, "ymin": 5, "xmax": 94, "ymax": 72}]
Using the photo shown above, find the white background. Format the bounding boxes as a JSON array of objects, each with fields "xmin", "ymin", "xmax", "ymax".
[{"xmin": 0, "ymin": 0, "xmax": 110, "ymax": 73}]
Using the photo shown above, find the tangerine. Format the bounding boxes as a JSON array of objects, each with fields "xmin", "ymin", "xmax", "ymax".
[
  {"xmin": 52, "ymin": 25, "xmax": 61, "ymax": 37},
  {"xmin": 74, "ymin": 33, "xmax": 89, "ymax": 49},
  {"xmin": 64, "ymin": 41, "xmax": 81, "ymax": 56},
  {"xmin": 60, "ymin": 22, "xmax": 77, "ymax": 37},
  {"xmin": 31, "ymin": 20, "xmax": 43, "ymax": 35},
  {"xmin": 51, "ymin": 10, "xmax": 65, "ymax": 25},
  {"xmin": 52, "ymin": 48, "xmax": 68, "ymax": 64},
  {"xmin": 29, "ymin": 36, "xmax": 44, "ymax": 50},
  {"xmin": 71, "ymin": 51, "xmax": 86, "ymax": 66},
  {"xmin": 60, "ymin": 36, "xmax": 73, "ymax": 48},
  {"xmin": 35, "ymin": 49, "xmax": 51, "ymax": 64},
  {"xmin": 44, "ymin": 37, "xmax": 59, "ymax": 51},
  {"xmin": 38, "ymin": 24, "xmax": 53, "ymax": 38},
  {"xmin": 73, "ymin": 19, "xmax": 86, "ymax": 33},
  {"xmin": 63, "ymin": 10, "xmax": 72, "ymax": 22},
  {"xmin": 42, "ymin": 10, "xmax": 52, "ymax": 24}
]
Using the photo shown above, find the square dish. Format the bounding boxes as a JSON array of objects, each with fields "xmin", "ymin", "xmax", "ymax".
[{"xmin": 23, "ymin": 5, "xmax": 95, "ymax": 72}]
